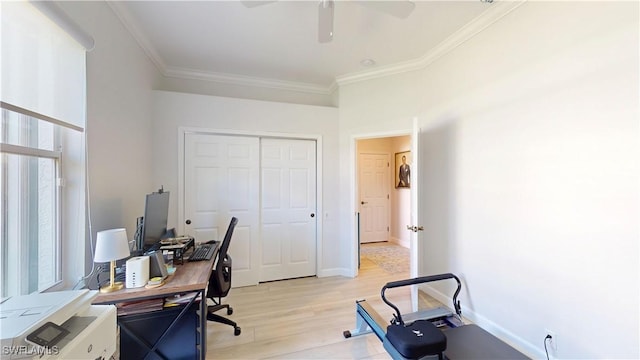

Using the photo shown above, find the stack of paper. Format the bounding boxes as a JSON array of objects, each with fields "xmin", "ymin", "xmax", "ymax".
[
  {"xmin": 116, "ymin": 298, "xmax": 164, "ymax": 316},
  {"xmin": 164, "ymin": 292, "xmax": 201, "ymax": 308}
]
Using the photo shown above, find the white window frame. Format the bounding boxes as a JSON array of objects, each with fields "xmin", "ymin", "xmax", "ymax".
[{"xmin": 1, "ymin": 109, "xmax": 63, "ymax": 297}]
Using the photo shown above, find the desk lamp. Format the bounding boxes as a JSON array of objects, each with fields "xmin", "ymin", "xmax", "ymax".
[{"xmin": 94, "ymin": 228, "xmax": 130, "ymax": 293}]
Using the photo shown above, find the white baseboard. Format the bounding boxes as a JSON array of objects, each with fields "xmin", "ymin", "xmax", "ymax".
[
  {"xmin": 318, "ymin": 267, "xmax": 352, "ymax": 278},
  {"xmin": 419, "ymin": 284, "xmax": 542, "ymax": 360},
  {"xmin": 390, "ymin": 236, "xmax": 410, "ymax": 248}
]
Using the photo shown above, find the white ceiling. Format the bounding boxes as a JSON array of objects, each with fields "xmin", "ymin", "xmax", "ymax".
[{"xmin": 109, "ymin": 1, "xmax": 493, "ymax": 94}]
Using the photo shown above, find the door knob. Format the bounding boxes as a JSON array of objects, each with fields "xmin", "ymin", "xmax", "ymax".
[
  {"xmin": 186, "ymin": 219, "xmax": 191, "ymax": 225},
  {"xmin": 360, "ymin": 201, "xmax": 368, "ymax": 205},
  {"xmin": 310, "ymin": 213, "xmax": 315, "ymax": 218},
  {"xmin": 406, "ymin": 225, "xmax": 424, "ymax": 232}
]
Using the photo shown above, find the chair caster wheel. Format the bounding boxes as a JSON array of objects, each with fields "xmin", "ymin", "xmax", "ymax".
[
  {"xmin": 234, "ymin": 327, "xmax": 241, "ymax": 336},
  {"xmin": 227, "ymin": 307, "xmax": 233, "ymax": 315}
]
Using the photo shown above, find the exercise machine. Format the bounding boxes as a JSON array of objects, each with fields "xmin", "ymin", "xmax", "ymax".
[{"xmin": 343, "ymin": 273, "xmax": 529, "ymax": 360}]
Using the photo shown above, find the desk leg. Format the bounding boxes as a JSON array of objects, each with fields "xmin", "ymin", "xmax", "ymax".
[{"xmin": 199, "ymin": 289, "xmax": 207, "ymax": 359}]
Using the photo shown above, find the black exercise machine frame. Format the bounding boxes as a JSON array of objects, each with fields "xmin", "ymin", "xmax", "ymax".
[
  {"xmin": 382, "ymin": 273, "xmax": 462, "ymax": 326},
  {"xmin": 344, "ymin": 273, "xmax": 529, "ymax": 360}
]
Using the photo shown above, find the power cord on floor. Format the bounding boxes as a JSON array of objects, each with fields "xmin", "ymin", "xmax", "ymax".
[{"xmin": 544, "ymin": 334, "xmax": 552, "ymax": 360}]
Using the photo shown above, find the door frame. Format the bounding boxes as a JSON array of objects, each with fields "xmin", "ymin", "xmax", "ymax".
[
  {"xmin": 177, "ymin": 127, "xmax": 324, "ymax": 278},
  {"xmin": 350, "ymin": 129, "xmax": 413, "ymax": 277}
]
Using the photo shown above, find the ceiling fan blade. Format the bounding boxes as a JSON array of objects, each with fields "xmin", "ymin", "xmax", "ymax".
[
  {"xmin": 318, "ymin": 0, "xmax": 334, "ymax": 43},
  {"xmin": 240, "ymin": 1, "xmax": 277, "ymax": 8},
  {"xmin": 359, "ymin": 1, "xmax": 415, "ymax": 19}
]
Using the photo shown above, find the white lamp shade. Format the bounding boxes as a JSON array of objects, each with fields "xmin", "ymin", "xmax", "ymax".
[{"xmin": 94, "ymin": 228, "xmax": 130, "ymax": 263}]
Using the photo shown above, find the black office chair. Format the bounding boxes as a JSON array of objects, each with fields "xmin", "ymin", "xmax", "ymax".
[{"xmin": 206, "ymin": 217, "xmax": 241, "ymax": 336}]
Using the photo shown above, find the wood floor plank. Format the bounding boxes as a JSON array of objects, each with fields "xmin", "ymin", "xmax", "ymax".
[{"xmin": 206, "ymin": 243, "xmax": 436, "ymax": 359}]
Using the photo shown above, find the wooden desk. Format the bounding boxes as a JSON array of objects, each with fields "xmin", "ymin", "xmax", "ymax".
[{"xmin": 93, "ymin": 243, "xmax": 218, "ymax": 360}]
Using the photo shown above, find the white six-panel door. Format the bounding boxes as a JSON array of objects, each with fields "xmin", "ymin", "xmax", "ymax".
[
  {"xmin": 183, "ymin": 133, "xmax": 317, "ymax": 287},
  {"xmin": 184, "ymin": 133, "xmax": 260, "ymax": 287},
  {"xmin": 359, "ymin": 153, "xmax": 390, "ymax": 243},
  {"xmin": 260, "ymin": 138, "xmax": 317, "ymax": 282}
]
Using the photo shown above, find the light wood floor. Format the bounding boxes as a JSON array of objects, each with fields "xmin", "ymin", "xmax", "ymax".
[{"xmin": 206, "ymin": 243, "xmax": 441, "ymax": 359}]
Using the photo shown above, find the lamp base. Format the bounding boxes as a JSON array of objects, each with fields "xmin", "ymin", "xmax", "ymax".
[{"xmin": 99, "ymin": 281, "xmax": 124, "ymax": 293}]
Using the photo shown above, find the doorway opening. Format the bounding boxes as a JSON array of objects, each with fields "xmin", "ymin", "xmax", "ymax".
[{"xmin": 356, "ymin": 135, "xmax": 411, "ymax": 276}]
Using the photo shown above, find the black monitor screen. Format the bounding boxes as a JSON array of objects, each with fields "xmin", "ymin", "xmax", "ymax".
[{"xmin": 141, "ymin": 191, "xmax": 170, "ymax": 251}]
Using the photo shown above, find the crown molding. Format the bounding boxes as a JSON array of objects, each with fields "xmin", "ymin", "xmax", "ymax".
[
  {"xmin": 108, "ymin": 0, "xmax": 525, "ymax": 96},
  {"xmin": 335, "ymin": 0, "xmax": 527, "ymax": 87},
  {"xmin": 163, "ymin": 66, "xmax": 331, "ymax": 95},
  {"xmin": 327, "ymin": 80, "xmax": 340, "ymax": 96},
  {"xmin": 106, "ymin": 1, "xmax": 167, "ymax": 72}
]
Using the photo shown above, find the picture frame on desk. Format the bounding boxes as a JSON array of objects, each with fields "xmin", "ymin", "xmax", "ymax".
[{"xmin": 148, "ymin": 251, "xmax": 169, "ymax": 279}]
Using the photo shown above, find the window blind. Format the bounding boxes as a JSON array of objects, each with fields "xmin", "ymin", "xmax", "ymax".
[{"xmin": 1, "ymin": 1, "xmax": 93, "ymax": 132}]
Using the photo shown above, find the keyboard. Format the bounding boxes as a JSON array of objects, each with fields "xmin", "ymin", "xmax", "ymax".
[{"xmin": 188, "ymin": 243, "xmax": 216, "ymax": 261}]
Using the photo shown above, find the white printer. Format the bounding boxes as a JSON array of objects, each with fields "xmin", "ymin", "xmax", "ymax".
[{"xmin": 0, "ymin": 289, "xmax": 116, "ymax": 359}]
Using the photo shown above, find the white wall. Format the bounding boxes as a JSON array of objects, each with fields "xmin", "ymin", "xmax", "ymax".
[
  {"xmin": 60, "ymin": 2, "xmax": 160, "ymax": 270},
  {"xmin": 340, "ymin": 1, "xmax": 638, "ymax": 359},
  {"xmin": 150, "ymin": 91, "xmax": 341, "ymax": 273}
]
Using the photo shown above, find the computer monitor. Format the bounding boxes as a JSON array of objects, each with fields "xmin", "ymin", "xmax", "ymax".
[{"xmin": 139, "ymin": 190, "xmax": 170, "ymax": 252}]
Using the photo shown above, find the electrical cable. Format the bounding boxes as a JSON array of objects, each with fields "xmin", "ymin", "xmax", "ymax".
[
  {"xmin": 544, "ymin": 334, "xmax": 552, "ymax": 360},
  {"xmin": 71, "ymin": 112, "xmax": 97, "ymax": 290}
]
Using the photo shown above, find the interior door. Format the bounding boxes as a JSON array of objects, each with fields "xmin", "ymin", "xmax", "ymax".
[
  {"xmin": 183, "ymin": 133, "xmax": 260, "ymax": 287},
  {"xmin": 260, "ymin": 138, "xmax": 317, "ymax": 282},
  {"xmin": 410, "ymin": 118, "xmax": 423, "ymax": 310},
  {"xmin": 358, "ymin": 153, "xmax": 390, "ymax": 243}
]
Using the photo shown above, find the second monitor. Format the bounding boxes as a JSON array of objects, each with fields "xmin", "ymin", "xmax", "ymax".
[{"xmin": 138, "ymin": 189, "xmax": 170, "ymax": 252}]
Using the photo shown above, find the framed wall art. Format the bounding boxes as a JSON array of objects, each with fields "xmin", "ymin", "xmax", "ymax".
[{"xmin": 395, "ymin": 151, "xmax": 411, "ymax": 189}]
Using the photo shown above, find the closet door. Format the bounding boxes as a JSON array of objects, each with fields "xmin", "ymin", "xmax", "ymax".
[
  {"xmin": 260, "ymin": 138, "xmax": 317, "ymax": 282},
  {"xmin": 183, "ymin": 133, "xmax": 260, "ymax": 287}
]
